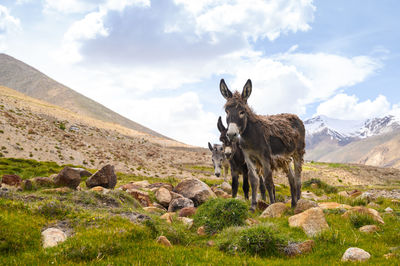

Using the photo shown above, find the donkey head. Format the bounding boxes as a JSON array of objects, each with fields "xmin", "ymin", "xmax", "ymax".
[
  {"xmin": 220, "ymin": 79, "xmax": 252, "ymax": 142},
  {"xmin": 217, "ymin": 116, "xmax": 235, "ymax": 160},
  {"xmin": 208, "ymin": 142, "xmax": 225, "ymax": 177}
]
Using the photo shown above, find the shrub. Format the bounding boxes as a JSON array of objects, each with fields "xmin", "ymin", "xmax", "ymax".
[
  {"xmin": 303, "ymin": 178, "xmax": 337, "ymax": 194},
  {"xmin": 194, "ymin": 198, "xmax": 248, "ymax": 235},
  {"xmin": 36, "ymin": 200, "xmax": 72, "ymax": 219},
  {"xmin": 217, "ymin": 223, "xmax": 288, "ymax": 257},
  {"xmin": 349, "ymin": 212, "xmax": 377, "ymax": 228}
]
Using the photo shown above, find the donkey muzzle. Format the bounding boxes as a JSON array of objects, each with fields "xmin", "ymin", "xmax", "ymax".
[{"xmin": 227, "ymin": 123, "xmax": 239, "ymax": 141}]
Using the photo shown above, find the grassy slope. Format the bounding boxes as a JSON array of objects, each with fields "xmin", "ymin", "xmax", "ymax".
[{"xmin": 0, "ymin": 158, "xmax": 399, "ymax": 265}]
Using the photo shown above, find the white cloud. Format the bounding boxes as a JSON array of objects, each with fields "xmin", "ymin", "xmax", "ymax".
[
  {"xmin": 175, "ymin": 0, "xmax": 315, "ymax": 41},
  {"xmin": 0, "ymin": 5, "xmax": 21, "ymax": 51},
  {"xmin": 316, "ymin": 93, "xmax": 391, "ymax": 120},
  {"xmin": 44, "ymin": 0, "xmax": 97, "ymax": 14}
]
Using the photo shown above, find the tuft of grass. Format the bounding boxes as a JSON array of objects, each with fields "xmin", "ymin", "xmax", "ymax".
[
  {"xmin": 303, "ymin": 178, "xmax": 338, "ymax": 194},
  {"xmin": 36, "ymin": 199, "xmax": 73, "ymax": 220},
  {"xmin": 217, "ymin": 223, "xmax": 288, "ymax": 257},
  {"xmin": 194, "ymin": 198, "xmax": 248, "ymax": 235},
  {"xmin": 348, "ymin": 212, "xmax": 377, "ymax": 228}
]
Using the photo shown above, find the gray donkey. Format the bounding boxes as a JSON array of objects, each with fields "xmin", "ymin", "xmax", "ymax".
[
  {"xmin": 208, "ymin": 142, "xmax": 230, "ymax": 182},
  {"xmin": 220, "ymin": 79, "xmax": 305, "ymax": 210}
]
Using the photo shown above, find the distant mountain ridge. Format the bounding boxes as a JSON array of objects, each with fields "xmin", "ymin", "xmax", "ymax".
[
  {"xmin": 0, "ymin": 53, "xmax": 168, "ymax": 139},
  {"xmin": 305, "ymin": 114, "xmax": 400, "ymax": 169}
]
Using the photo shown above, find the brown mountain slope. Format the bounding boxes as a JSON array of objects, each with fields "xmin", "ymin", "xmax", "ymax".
[
  {"xmin": 358, "ymin": 134, "xmax": 400, "ymax": 168},
  {"xmin": 0, "ymin": 53, "xmax": 167, "ymax": 139}
]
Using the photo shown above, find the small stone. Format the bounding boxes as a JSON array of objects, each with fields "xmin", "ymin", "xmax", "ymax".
[
  {"xmin": 288, "ymin": 207, "xmax": 329, "ymax": 237},
  {"xmin": 160, "ymin": 212, "xmax": 175, "ymax": 224},
  {"xmin": 1, "ymin": 174, "xmax": 22, "ymax": 186},
  {"xmin": 90, "ymin": 186, "xmax": 106, "ymax": 192},
  {"xmin": 197, "ymin": 226, "xmax": 206, "ymax": 236},
  {"xmin": 294, "ymin": 199, "xmax": 318, "ymax": 214},
  {"xmin": 168, "ymin": 197, "xmax": 194, "ymax": 212},
  {"xmin": 220, "ymin": 182, "xmax": 232, "ymax": 193},
  {"xmin": 260, "ymin": 202, "xmax": 288, "ymax": 218},
  {"xmin": 391, "ymin": 199, "xmax": 400, "ymax": 205},
  {"xmin": 285, "ymin": 240, "xmax": 315, "ymax": 256},
  {"xmin": 318, "ymin": 202, "xmax": 352, "ymax": 210},
  {"xmin": 177, "ymin": 217, "xmax": 193, "ymax": 228},
  {"xmin": 384, "ymin": 253, "xmax": 396, "ymax": 259},
  {"xmin": 207, "ymin": 240, "xmax": 215, "ymax": 247},
  {"xmin": 127, "ymin": 189, "xmax": 152, "ymax": 207},
  {"xmin": 156, "ymin": 236, "xmax": 172, "ymax": 247},
  {"xmin": 22, "ymin": 179, "xmax": 33, "ymax": 190},
  {"xmin": 119, "ymin": 183, "xmax": 141, "ymax": 191},
  {"xmin": 348, "ymin": 189, "xmax": 362, "ymax": 198},
  {"xmin": 131, "ymin": 180, "xmax": 150, "ymax": 188},
  {"xmin": 178, "ymin": 207, "xmax": 197, "ymax": 217},
  {"xmin": 367, "ymin": 202, "xmax": 380, "ymax": 208},
  {"xmin": 156, "ymin": 187, "xmax": 172, "ymax": 207},
  {"xmin": 32, "ymin": 177, "xmax": 54, "ymax": 187},
  {"xmin": 341, "ymin": 247, "xmax": 370, "ymax": 262},
  {"xmin": 245, "ymin": 218, "xmax": 260, "ymax": 226},
  {"xmin": 338, "ymin": 191, "xmax": 349, "ymax": 197},
  {"xmin": 385, "ymin": 207, "xmax": 393, "ymax": 213},
  {"xmin": 311, "ymin": 183, "xmax": 319, "ymax": 189},
  {"xmin": 42, "ymin": 228, "xmax": 67, "ymax": 248},
  {"xmin": 143, "ymin": 206, "xmax": 166, "ymax": 214},
  {"xmin": 214, "ymin": 189, "xmax": 230, "ymax": 198},
  {"xmin": 359, "ymin": 225, "xmax": 379, "ymax": 233}
]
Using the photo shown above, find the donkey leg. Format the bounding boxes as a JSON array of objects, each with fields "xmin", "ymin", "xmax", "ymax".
[
  {"xmin": 242, "ymin": 168, "xmax": 250, "ymax": 200},
  {"xmin": 259, "ymin": 175, "xmax": 266, "ymax": 201},
  {"xmin": 231, "ymin": 170, "xmax": 239, "ymax": 198},
  {"xmin": 286, "ymin": 164, "xmax": 298, "ymax": 208},
  {"xmin": 224, "ymin": 165, "xmax": 229, "ymax": 182},
  {"xmin": 294, "ymin": 157, "xmax": 303, "ymax": 200},
  {"xmin": 248, "ymin": 170, "xmax": 259, "ymax": 211},
  {"xmin": 263, "ymin": 165, "xmax": 275, "ymax": 204}
]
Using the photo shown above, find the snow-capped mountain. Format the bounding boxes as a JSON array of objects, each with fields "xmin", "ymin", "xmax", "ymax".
[{"xmin": 305, "ymin": 114, "xmax": 400, "ymax": 147}]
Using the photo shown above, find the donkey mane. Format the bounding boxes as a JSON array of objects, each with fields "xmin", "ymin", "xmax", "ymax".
[{"xmin": 225, "ymin": 91, "xmax": 304, "ymax": 153}]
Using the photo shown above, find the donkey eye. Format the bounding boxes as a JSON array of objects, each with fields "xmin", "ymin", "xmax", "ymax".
[{"xmin": 239, "ymin": 110, "xmax": 245, "ymax": 117}]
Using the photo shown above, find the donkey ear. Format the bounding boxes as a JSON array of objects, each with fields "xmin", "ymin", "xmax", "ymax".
[
  {"xmin": 217, "ymin": 116, "xmax": 226, "ymax": 133},
  {"xmin": 208, "ymin": 142, "xmax": 213, "ymax": 151},
  {"xmin": 220, "ymin": 79, "xmax": 232, "ymax": 99},
  {"xmin": 241, "ymin": 79, "xmax": 252, "ymax": 101}
]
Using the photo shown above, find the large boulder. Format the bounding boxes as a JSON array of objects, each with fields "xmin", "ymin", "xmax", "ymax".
[
  {"xmin": 71, "ymin": 168, "xmax": 92, "ymax": 178},
  {"xmin": 1, "ymin": 174, "xmax": 22, "ymax": 186},
  {"xmin": 294, "ymin": 199, "xmax": 318, "ymax": 214},
  {"xmin": 42, "ymin": 228, "xmax": 67, "ymax": 248},
  {"xmin": 288, "ymin": 207, "xmax": 329, "ymax": 237},
  {"xmin": 342, "ymin": 206, "xmax": 384, "ymax": 224},
  {"xmin": 341, "ymin": 247, "xmax": 370, "ymax": 262},
  {"xmin": 318, "ymin": 202, "xmax": 352, "ymax": 210},
  {"xmin": 54, "ymin": 167, "xmax": 81, "ymax": 189},
  {"xmin": 155, "ymin": 187, "xmax": 172, "ymax": 207},
  {"xmin": 260, "ymin": 202, "xmax": 288, "ymax": 218},
  {"xmin": 173, "ymin": 178, "xmax": 216, "ymax": 206},
  {"xmin": 86, "ymin": 165, "xmax": 117, "ymax": 189},
  {"xmin": 168, "ymin": 197, "xmax": 194, "ymax": 212}
]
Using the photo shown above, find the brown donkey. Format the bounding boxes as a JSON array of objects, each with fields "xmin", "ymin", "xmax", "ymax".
[{"xmin": 219, "ymin": 79, "xmax": 305, "ymax": 210}]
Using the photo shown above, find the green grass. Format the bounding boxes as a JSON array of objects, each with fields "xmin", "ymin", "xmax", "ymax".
[
  {"xmin": 309, "ymin": 161, "xmax": 358, "ymax": 171},
  {"xmin": 303, "ymin": 178, "xmax": 338, "ymax": 194}
]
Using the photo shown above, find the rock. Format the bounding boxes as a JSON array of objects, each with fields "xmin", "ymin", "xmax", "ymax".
[
  {"xmin": 341, "ymin": 247, "xmax": 370, "ymax": 262},
  {"xmin": 119, "ymin": 212, "xmax": 150, "ymax": 223},
  {"xmin": 348, "ymin": 189, "xmax": 362, "ymax": 198},
  {"xmin": 85, "ymin": 165, "xmax": 117, "ymax": 189},
  {"xmin": 126, "ymin": 189, "xmax": 152, "ymax": 207},
  {"xmin": 119, "ymin": 183, "xmax": 141, "ymax": 191},
  {"xmin": 156, "ymin": 236, "xmax": 172, "ymax": 247},
  {"xmin": 90, "ymin": 186, "xmax": 109, "ymax": 193},
  {"xmin": 0, "ymin": 183, "xmax": 18, "ymax": 192},
  {"xmin": 207, "ymin": 240, "xmax": 215, "ymax": 247},
  {"xmin": 338, "ymin": 191, "xmax": 349, "ymax": 197},
  {"xmin": 70, "ymin": 168, "xmax": 92, "ymax": 178},
  {"xmin": 288, "ymin": 207, "xmax": 329, "ymax": 237},
  {"xmin": 42, "ymin": 187, "xmax": 72, "ymax": 194},
  {"xmin": 294, "ymin": 199, "xmax": 318, "ymax": 214},
  {"xmin": 177, "ymin": 217, "xmax": 193, "ymax": 228},
  {"xmin": 391, "ymin": 199, "xmax": 400, "ymax": 205},
  {"xmin": 311, "ymin": 183, "xmax": 319, "ymax": 189},
  {"xmin": 32, "ymin": 177, "xmax": 54, "ymax": 187},
  {"xmin": 173, "ymin": 178, "xmax": 216, "ymax": 206},
  {"xmin": 178, "ymin": 207, "xmax": 197, "ymax": 217},
  {"xmin": 131, "ymin": 180, "xmax": 150, "ymax": 188},
  {"xmin": 152, "ymin": 202, "xmax": 167, "ymax": 211},
  {"xmin": 1, "ymin": 174, "xmax": 22, "ymax": 186},
  {"xmin": 168, "ymin": 197, "xmax": 194, "ymax": 212},
  {"xmin": 143, "ymin": 206, "xmax": 166, "ymax": 214},
  {"xmin": 257, "ymin": 200, "xmax": 269, "ymax": 211},
  {"xmin": 301, "ymin": 191, "xmax": 320, "ymax": 201},
  {"xmin": 42, "ymin": 228, "xmax": 67, "ymax": 248},
  {"xmin": 367, "ymin": 202, "xmax": 380, "ymax": 208},
  {"xmin": 385, "ymin": 207, "xmax": 393, "ymax": 213},
  {"xmin": 220, "ymin": 182, "xmax": 232, "ymax": 193},
  {"xmin": 54, "ymin": 167, "xmax": 81, "ymax": 189},
  {"xmin": 318, "ymin": 202, "xmax": 352, "ymax": 210},
  {"xmin": 384, "ymin": 253, "xmax": 396, "ymax": 259},
  {"xmin": 22, "ymin": 179, "xmax": 33, "ymax": 190},
  {"xmin": 359, "ymin": 225, "xmax": 380, "ymax": 233},
  {"xmin": 148, "ymin": 182, "xmax": 173, "ymax": 191},
  {"xmin": 245, "ymin": 218, "xmax": 260, "ymax": 226},
  {"xmin": 197, "ymin": 226, "xmax": 206, "ymax": 236},
  {"xmin": 214, "ymin": 189, "xmax": 230, "ymax": 198},
  {"xmin": 285, "ymin": 240, "xmax": 315, "ymax": 256},
  {"xmin": 160, "ymin": 212, "xmax": 175, "ymax": 224},
  {"xmin": 170, "ymin": 191, "xmax": 184, "ymax": 200},
  {"xmin": 342, "ymin": 206, "xmax": 384, "ymax": 224},
  {"xmin": 260, "ymin": 202, "xmax": 288, "ymax": 218},
  {"xmin": 155, "ymin": 187, "xmax": 172, "ymax": 207}
]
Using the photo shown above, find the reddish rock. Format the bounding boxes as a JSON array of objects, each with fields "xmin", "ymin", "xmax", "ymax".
[
  {"xmin": 54, "ymin": 167, "xmax": 81, "ymax": 189},
  {"xmin": 197, "ymin": 226, "xmax": 206, "ymax": 236},
  {"xmin": 1, "ymin": 174, "xmax": 22, "ymax": 186},
  {"xmin": 178, "ymin": 207, "xmax": 197, "ymax": 217},
  {"xmin": 156, "ymin": 236, "xmax": 172, "ymax": 247},
  {"xmin": 86, "ymin": 165, "xmax": 117, "ymax": 189},
  {"xmin": 127, "ymin": 189, "xmax": 152, "ymax": 207},
  {"xmin": 119, "ymin": 183, "xmax": 141, "ymax": 191}
]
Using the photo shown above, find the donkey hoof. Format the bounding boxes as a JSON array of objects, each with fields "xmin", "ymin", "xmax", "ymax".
[{"xmin": 249, "ymin": 206, "xmax": 256, "ymax": 212}]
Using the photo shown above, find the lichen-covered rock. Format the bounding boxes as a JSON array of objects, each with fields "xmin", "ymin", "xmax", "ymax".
[
  {"xmin": 168, "ymin": 197, "xmax": 194, "ymax": 212},
  {"xmin": 86, "ymin": 165, "xmax": 117, "ymax": 189},
  {"xmin": 288, "ymin": 207, "xmax": 329, "ymax": 237},
  {"xmin": 42, "ymin": 228, "xmax": 67, "ymax": 248},
  {"xmin": 341, "ymin": 247, "xmax": 370, "ymax": 262},
  {"xmin": 54, "ymin": 167, "xmax": 81, "ymax": 189},
  {"xmin": 173, "ymin": 178, "xmax": 216, "ymax": 206},
  {"xmin": 294, "ymin": 199, "xmax": 318, "ymax": 214},
  {"xmin": 260, "ymin": 202, "xmax": 288, "ymax": 218}
]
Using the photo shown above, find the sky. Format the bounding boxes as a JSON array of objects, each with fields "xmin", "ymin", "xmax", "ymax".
[{"xmin": 1, "ymin": 0, "xmax": 400, "ymax": 146}]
